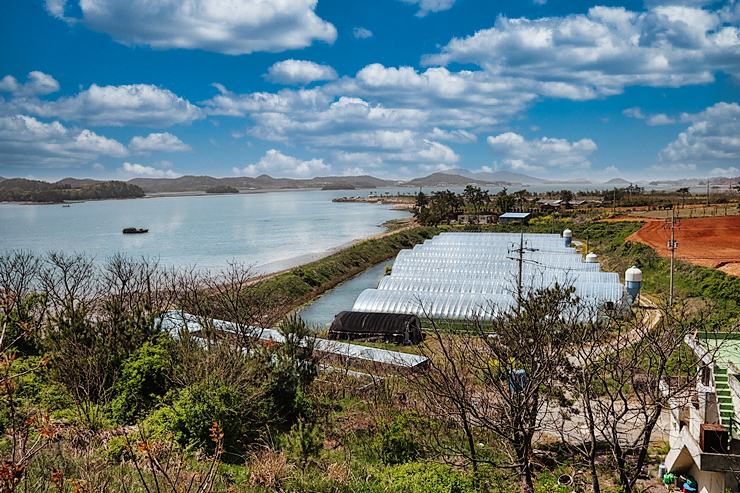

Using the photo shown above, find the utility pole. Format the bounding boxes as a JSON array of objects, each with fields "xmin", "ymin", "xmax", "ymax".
[
  {"xmin": 664, "ymin": 208, "xmax": 681, "ymax": 306},
  {"xmin": 508, "ymin": 226, "xmax": 537, "ymax": 313},
  {"xmin": 707, "ymin": 180, "xmax": 710, "ymax": 207}
]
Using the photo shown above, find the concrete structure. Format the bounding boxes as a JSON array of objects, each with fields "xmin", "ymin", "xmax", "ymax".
[
  {"xmin": 586, "ymin": 252, "xmax": 599, "ymax": 263},
  {"xmin": 664, "ymin": 333, "xmax": 740, "ymax": 493},
  {"xmin": 499, "ymin": 212, "xmax": 531, "ymax": 224},
  {"xmin": 457, "ymin": 214, "xmax": 497, "ymax": 224}
]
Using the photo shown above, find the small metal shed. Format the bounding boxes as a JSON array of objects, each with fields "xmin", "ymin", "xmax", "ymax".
[
  {"xmin": 328, "ymin": 311, "xmax": 423, "ymax": 345},
  {"xmin": 499, "ymin": 212, "xmax": 531, "ymax": 224}
]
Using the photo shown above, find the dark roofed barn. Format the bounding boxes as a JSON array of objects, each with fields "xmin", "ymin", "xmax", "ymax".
[{"xmin": 328, "ymin": 311, "xmax": 423, "ymax": 345}]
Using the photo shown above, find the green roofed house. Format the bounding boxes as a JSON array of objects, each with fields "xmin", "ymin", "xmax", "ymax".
[{"xmin": 665, "ymin": 332, "xmax": 740, "ymax": 493}]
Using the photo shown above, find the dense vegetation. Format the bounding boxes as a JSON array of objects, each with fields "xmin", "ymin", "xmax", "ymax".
[
  {"xmin": 205, "ymin": 185, "xmax": 240, "ymax": 194},
  {"xmin": 1, "ymin": 216, "xmax": 738, "ymax": 493},
  {"xmin": 0, "ymin": 178, "xmax": 144, "ymax": 202}
]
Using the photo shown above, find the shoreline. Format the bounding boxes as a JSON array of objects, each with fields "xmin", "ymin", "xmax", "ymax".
[{"xmin": 251, "ymin": 220, "xmax": 417, "ymax": 280}]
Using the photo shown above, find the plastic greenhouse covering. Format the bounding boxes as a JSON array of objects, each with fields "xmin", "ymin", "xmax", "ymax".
[{"xmin": 352, "ymin": 232, "xmax": 627, "ymax": 321}]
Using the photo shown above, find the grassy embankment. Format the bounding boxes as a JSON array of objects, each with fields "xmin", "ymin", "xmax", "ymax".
[{"xmin": 258, "ymin": 225, "xmax": 445, "ymax": 319}]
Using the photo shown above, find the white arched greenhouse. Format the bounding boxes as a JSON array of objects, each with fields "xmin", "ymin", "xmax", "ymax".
[{"xmin": 352, "ymin": 232, "xmax": 629, "ymax": 322}]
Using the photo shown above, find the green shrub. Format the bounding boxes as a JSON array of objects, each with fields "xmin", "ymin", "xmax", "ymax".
[
  {"xmin": 382, "ymin": 462, "xmax": 476, "ymax": 493},
  {"xmin": 110, "ymin": 339, "xmax": 171, "ymax": 424},
  {"xmin": 376, "ymin": 412, "xmax": 427, "ymax": 465},
  {"xmin": 285, "ymin": 417, "xmax": 322, "ymax": 466}
]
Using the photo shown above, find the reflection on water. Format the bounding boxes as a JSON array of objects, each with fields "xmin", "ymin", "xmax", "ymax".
[
  {"xmin": 0, "ymin": 190, "xmax": 410, "ymax": 273},
  {"xmin": 298, "ymin": 260, "xmax": 394, "ymax": 329}
]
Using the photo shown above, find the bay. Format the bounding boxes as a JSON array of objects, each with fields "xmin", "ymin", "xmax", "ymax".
[{"xmin": 0, "ymin": 190, "xmax": 411, "ymax": 273}]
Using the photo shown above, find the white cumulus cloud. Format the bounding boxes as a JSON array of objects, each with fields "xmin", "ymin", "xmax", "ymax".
[
  {"xmin": 47, "ymin": 0, "xmax": 337, "ymax": 55},
  {"xmin": 265, "ymin": 60, "xmax": 338, "ymax": 85},
  {"xmin": 660, "ymin": 102, "xmax": 740, "ymax": 162},
  {"xmin": 623, "ymin": 107, "xmax": 646, "ymax": 119},
  {"xmin": 121, "ymin": 162, "xmax": 181, "ymax": 178},
  {"xmin": 423, "ymin": 5, "xmax": 740, "ymax": 98},
  {"xmin": 0, "ymin": 115, "xmax": 128, "ymax": 168},
  {"xmin": 647, "ymin": 113, "xmax": 677, "ymax": 125},
  {"xmin": 3, "ymin": 84, "xmax": 204, "ymax": 127},
  {"xmin": 234, "ymin": 149, "xmax": 330, "ymax": 178},
  {"xmin": 0, "ymin": 72, "xmax": 60, "ymax": 97},
  {"xmin": 128, "ymin": 132, "xmax": 192, "ymax": 154},
  {"xmin": 353, "ymin": 27, "xmax": 373, "ymax": 39},
  {"xmin": 710, "ymin": 166, "xmax": 739, "ymax": 175},
  {"xmin": 487, "ymin": 132, "xmax": 597, "ymax": 169},
  {"xmin": 427, "ymin": 127, "xmax": 477, "ymax": 143},
  {"xmin": 418, "ymin": 163, "xmax": 459, "ymax": 172},
  {"xmin": 400, "ymin": 0, "xmax": 456, "ymax": 17}
]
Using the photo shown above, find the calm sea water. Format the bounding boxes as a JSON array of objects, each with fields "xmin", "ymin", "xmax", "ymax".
[{"xmin": 0, "ymin": 190, "xmax": 410, "ymax": 273}]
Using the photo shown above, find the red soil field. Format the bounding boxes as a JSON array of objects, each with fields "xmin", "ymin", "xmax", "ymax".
[{"xmin": 626, "ymin": 216, "xmax": 740, "ymax": 277}]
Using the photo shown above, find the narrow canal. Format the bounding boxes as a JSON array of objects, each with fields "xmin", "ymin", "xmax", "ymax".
[{"xmin": 297, "ymin": 260, "xmax": 394, "ymax": 329}]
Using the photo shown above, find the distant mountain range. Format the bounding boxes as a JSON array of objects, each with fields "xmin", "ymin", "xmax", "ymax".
[
  {"xmin": 2, "ymin": 172, "xmax": 737, "ymax": 196},
  {"xmin": 439, "ymin": 169, "xmax": 593, "ymax": 185}
]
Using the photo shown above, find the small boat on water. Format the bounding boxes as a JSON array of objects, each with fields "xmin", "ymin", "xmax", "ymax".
[
  {"xmin": 62, "ymin": 204, "xmax": 70, "ymax": 207},
  {"xmin": 122, "ymin": 227, "xmax": 148, "ymax": 234}
]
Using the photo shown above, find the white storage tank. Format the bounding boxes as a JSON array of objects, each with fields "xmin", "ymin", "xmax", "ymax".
[
  {"xmin": 563, "ymin": 229, "xmax": 573, "ymax": 247},
  {"xmin": 585, "ymin": 252, "xmax": 598, "ymax": 263},
  {"xmin": 625, "ymin": 266, "xmax": 643, "ymax": 303}
]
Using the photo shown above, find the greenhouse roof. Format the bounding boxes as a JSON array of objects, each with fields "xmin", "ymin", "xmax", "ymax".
[
  {"xmin": 159, "ymin": 310, "xmax": 428, "ymax": 369},
  {"xmin": 352, "ymin": 232, "xmax": 626, "ymax": 321}
]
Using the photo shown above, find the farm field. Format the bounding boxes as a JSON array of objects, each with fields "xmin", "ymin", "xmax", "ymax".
[{"xmin": 627, "ymin": 216, "xmax": 740, "ymax": 277}]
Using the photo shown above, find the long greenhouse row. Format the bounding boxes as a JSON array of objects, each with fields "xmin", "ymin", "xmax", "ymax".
[{"xmin": 352, "ymin": 232, "xmax": 628, "ymax": 321}]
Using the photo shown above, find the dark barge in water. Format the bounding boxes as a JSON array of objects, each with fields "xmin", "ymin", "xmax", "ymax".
[{"xmin": 122, "ymin": 227, "xmax": 148, "ymax": 234}]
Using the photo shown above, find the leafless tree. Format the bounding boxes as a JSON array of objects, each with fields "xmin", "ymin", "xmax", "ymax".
[
  {"xmin": 410, "ymin": 284, "xmax": 584, "ymax": 493},
  {"xmin": 561, "ymin": 298, "xmax": 720, "ymax": 493}
]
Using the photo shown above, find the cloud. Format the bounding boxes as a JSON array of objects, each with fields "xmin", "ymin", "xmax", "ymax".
[
  {"xmin": 427, "ymin": 127, "xmax": 477, "ymax": 143},
  {"xmin": 533, "ymin": 0, "xmax": 547, "ymax": 5},
  {"xmin": 234, "ymin": 149, "xmax": 330, "ymax": 178},
  {"xmin": 353, "ymin": 27, "xmax": 373, "ymax": 39},
  {"xmin": 422, "ymin": 5, "xmax": 740, "ymax": 98},
  {"xmin": 0, "ymin": 115, "xmax": 128, "ymax": 167},
  {"xmin": 3, "ymin": 84, "xmax": 204, "ymax": 127},
  {"xmin": 647, "ymin": 113, "xmax": 677, "ymax": 125},
  {"xmin": 47, "ymin": 0, "xmax": 337, "ymax": 55},
  {"xmin": 0, "ymin": 72, "xmax": 60, "ymax": 97},
  {"xmin": 487, "ymin": 132, "xmax": 597, "ymax": 169},
  {"xmin": 623, "ymin": 107, "xmax": 646, "ymax": 119},
  {"xmin": 418, "ymin": 163, "xmax": 459, "ymax": 172},
  {"xmin": 265, "ymin": 60, "xmax": 338, "ymax": 85},
  {"xmin": 660, "ymin": 102, "xmax": 740, "ymax": 162},
  {"xmin": 342, "ymin": 167, "xmax": 365, "ymax": 176},
  {"xmin": 529, "ymin": 125, "xmax": 540, "ymax": 131},
  {"xmin": 710, "ymin": 166, "xmax": 739, "ymax": 175},
  {"xmin": 400, "ymin": 0, "xmax": 456, "ymax": 17},
  {"xmin": 648, "ymin": 162, "xmax": 697, "ymax": 172},
  {"xmin": 92, "ymin": 163, "xmax": 105, "ymax": 170},
  {"xmin": 128, "ymin": 132, "xmax": 192, "ymax": 154},
  {"xmin": 121, "ymin": 162, "xmax": 181, "ymax": 178}
]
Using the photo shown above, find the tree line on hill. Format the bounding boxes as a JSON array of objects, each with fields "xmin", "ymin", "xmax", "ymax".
[{"xmin": 0, "ymin": 178, "xmax": 144, "ymax": 203}]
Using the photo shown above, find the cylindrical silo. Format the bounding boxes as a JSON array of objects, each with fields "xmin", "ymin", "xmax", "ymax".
[
  {"xmin": 625, "ymin": 266, "xmax": 643, "ymax": 303},
  {"xmin": 563, "ymin": 229, "xmax": 573, "ymax": 247},
  {"xmin": 585, "ymin": 252, "xmax": 598, "ymax": 263}
]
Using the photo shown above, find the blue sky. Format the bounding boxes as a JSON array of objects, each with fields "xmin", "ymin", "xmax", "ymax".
[{"xmin": 1, "ymin": 0, "xmax": 738, "ymax": 182}]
